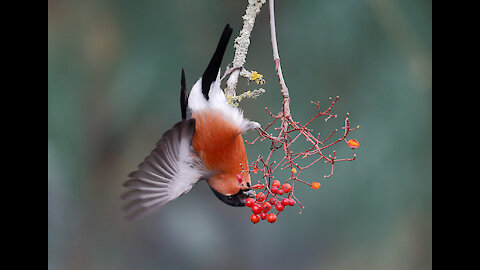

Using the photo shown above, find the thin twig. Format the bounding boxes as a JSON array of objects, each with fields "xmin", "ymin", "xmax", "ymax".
[{"xmin": 269, "ymin": 0, "xmax": 291, "ymax": 118}]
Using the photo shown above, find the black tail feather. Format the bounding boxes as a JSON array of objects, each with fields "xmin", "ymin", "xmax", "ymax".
[
  {"xmin": 180, "ymin": 68, "xmax": 188, "ymax": 120},
  {"xmin": 201, "ymin": 24, "xmax": 233, "ymax": 100}
]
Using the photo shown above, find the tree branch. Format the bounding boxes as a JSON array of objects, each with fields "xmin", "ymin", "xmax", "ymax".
[
  {"xmin": 225, "ymin": 0, "xmax": 266, "ymax": 97},
  {"xmin": 269, "ymin": 0, "xmax": 291, "ymax": 118}
]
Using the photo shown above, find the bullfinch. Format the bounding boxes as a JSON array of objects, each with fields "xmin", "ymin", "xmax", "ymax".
[{"xmin": 122, "ymin": 24, "xmax": 260, "ymax": 220}]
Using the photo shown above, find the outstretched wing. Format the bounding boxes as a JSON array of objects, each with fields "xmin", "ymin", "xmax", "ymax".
[{"xmin": 122, "ymin": 119, "xmax": 206, "ymax": 221}]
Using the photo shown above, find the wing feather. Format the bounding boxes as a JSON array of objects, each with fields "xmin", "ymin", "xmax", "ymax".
[
  {"xmin": 122, "ymin": 119, "xmax": 206, "ymax": 221},
  {"xmin": 123, "ymin": 179, "xmax": 169, "ymax": 188}
]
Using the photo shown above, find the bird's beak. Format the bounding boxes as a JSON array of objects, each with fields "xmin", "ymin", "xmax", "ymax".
[{"xmin": 210, "ymin": 187, "xmax": 255, "ymax": 207}]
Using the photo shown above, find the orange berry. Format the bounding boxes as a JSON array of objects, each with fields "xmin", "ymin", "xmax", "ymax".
[
  {"xmin": 291, "ymin": 168, "xmax": 297, "ymax": 174},
  {"xmin": 311, "ymin": 182, "xmax": 321, "ymax": 189},
  {"xmin": 347, "ymin": 139, "xmax": 360, "ymax": 149}
]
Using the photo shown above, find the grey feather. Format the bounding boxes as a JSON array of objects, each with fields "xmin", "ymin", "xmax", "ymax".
[{"xmin": 122, "ymin": 119, "xmax": 206, "ymax": 221}]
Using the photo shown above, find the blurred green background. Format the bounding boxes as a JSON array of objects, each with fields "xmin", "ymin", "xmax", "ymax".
[{"xmin": 48, "ymin": 0, "xmax": 432, "ymax": 269}]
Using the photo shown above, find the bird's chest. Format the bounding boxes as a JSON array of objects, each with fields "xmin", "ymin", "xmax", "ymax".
[{"xmin": 191, "ymin": 110, "xmax": 248, "ymax": 173}]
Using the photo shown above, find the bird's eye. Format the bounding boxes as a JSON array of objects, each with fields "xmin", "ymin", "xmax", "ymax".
[
  {"xmin": 246, "ymin": 182, "xmax": 250, "ymax": 187},
  {"xmin": 227, "ymin": 196, "xmax": 233, "ymax": 200}
]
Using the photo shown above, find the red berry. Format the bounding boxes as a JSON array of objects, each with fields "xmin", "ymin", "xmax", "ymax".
[
  {"xmin": 252, "ymin": 204, "xmax": 262, "ymax": 214},
  {"xmin": 260, "ymin": 212, "xmax": 267, "ymax": 220},
  {"xmin": 267, "ymin": 213, "xmax": 277, "ymax": 223},
  {"xmin": 289, "ymin": 198, "xmax": 295, "ymax": 206},
  {"xmin": 256, "ymin": 193, "xmax": 265, "ymax": 202},
  {"xmin": 250, "ymin": 214, "xmax": 260, "ymax": 224},
  {"xmin": 282, "ymin": 198, "xmax": 290, "ymax": 206},
  {"xmin": 252, "ymin": 184, "xmax": 265, "ymax": 189},
  {"xmin": 262, "ymin": 202, "xmax": 271, "ymax": 212},
  {"xmin": 271, "ymin": 186, "xmax": 278, "ymax": 194},
  {"xmin": 268, "ymin": 198, "xmax": 276, "ymax": 205},
  {"xmin": 278, "ymin": 188, "xmax": 284, "ymax": 195},
  {"xmin": 245, "ymin": 198, "xmax": 255, "ymax": 208},
  {"xmin": 282, "ymin": 183, "xmax": 292, "ymax": 193},
  {"xmin": 275, "ymin": 203, "xmax": 284, "ymax": 212},
  {"xmin": 271, "ymin": 180, "xmax": 281, "ymax": 188}
]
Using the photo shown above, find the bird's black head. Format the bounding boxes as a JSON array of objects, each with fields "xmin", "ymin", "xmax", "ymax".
[{"xmin": 210, "ymin": 187, "xmax": 255, "ymax": 207}]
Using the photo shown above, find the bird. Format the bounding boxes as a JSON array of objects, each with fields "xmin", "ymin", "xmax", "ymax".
[{"xmin": 121, "ymin": 24, "xmax": 260, "ymax": 221}]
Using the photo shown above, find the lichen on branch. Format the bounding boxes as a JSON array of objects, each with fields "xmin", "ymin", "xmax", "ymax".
[
  {"xmin": 226, "ymin": 88, "xmax": 265, "ymax": 108},
  {"xmin": 225, "ymin": 0, "xmax": 266, "ymax": 98}
]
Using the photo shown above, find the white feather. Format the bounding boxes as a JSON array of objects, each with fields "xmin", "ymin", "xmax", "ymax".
[{"xmin": 188, "ymin": 71, "xmax": 259, "ymax": 132}]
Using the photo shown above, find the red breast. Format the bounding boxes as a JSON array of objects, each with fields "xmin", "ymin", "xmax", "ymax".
[{"xmin": 192, "ymin": 110, "xmax": 251, "ymax": 195}]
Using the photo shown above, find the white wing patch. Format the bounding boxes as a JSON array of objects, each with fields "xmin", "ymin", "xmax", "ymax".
[
  {"xmin": 122, "ymin": 119, "xmax": 206, "ymax": 221},
  {"xmin": 187, "ymin": 71, "xmax": 260, "ymax": 133}
]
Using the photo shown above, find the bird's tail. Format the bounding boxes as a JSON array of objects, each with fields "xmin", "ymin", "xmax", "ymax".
[
  {"xmin": 201, "ymin": 24, "xmax": 233, "ymax": 100},
  {"xmin": 180, "ymin": 68, "xmax": 188, "ymax": 120}
]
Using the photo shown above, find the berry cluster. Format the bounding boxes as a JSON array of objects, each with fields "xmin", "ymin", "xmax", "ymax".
[
  {"xmin": 246, "ymin": 179, "xmax": 321, "ymax": 224},
  {"xmin": 246, "ymin": 180, "xmax": 297, "ymax": 223},
  {"xmin": 242, "ymin": 97, "xmax": 359, "ymax": 224}
]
